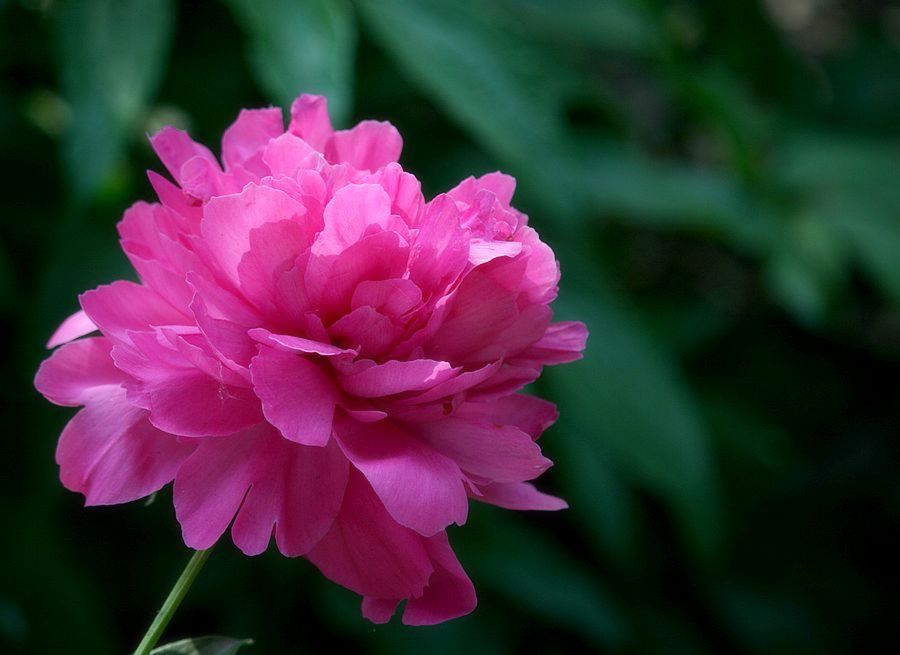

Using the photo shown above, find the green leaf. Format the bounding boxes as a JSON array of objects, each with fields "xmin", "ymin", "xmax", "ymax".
[
  {"xmin": 548, "ymin": 280, "xmax": 723, "ymax": 560},
  {"xmin": 461, "ymin": 508, "xmax": 629, "ymax": 648},
  {"xmin": 775, "ymin": 132, "xmax": 900, "ymax": 306},
  {"xmin": 355, "ymin": 0, "xmax": 577, "ymax": 214},
  {"xmin": 479, "ymin": 0, "xmax": 655, "ymax": 54},
  {"xmin": 574, "ymin": 140, "xmax": 776, "ymax": 253},
  {"xmin": 56, "ymin": 0, "xmax": 174, "ymax": 201},
  {"xmin": 225, "ymin": 0, "xmax": 356, "ymax": 125},
  {"xmin": 150, "ymin": 636, "xmax": 253, "ymax": 655}
]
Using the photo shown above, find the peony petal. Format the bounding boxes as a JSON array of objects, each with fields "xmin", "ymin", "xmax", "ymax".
[
  {"xmin": 35, "ymin": 337, "xmax": 124, "ymax": 406},
  {"xmin": 248, "ymin": 328, "xmax": 354, "ymax": 357},
  {"xmin": 173, "ymin": 425, "xmax": 264, "ymax": 549},
  {"xmin": 351, "ymin": 279, "xmax": 422, "ymax": 318},
  {"xmin": 327, "ymin": 120, "xmax": 403, "ymax": 171},
  {"xmin": 148, "ymin": 369, "xmax": 263, "ymax": 437},
  {"xmin": 396, "ymin": 360, "xmax": 502, "ymax": 405},
  {"xmin": 472, "ymin": 482, "xmax": 567, "ymax": 511},
  {"xmin": 47, "ymin": 309, "xmax": 98, "ymax": 348},
  {"xmin": 361, "ymin": 597, "xmax": 400, "ymax": 624},
  {"xmin": 454, "ymin": 395, "xmax": 558, "ymax": 440},
  {"xmin": 262, "ymin": 132, "xmax": 317, "ymax": 177},
  {"xmin": 113, "ymin": 340, "xmax": 263, "ymax": 438},
  {"xmin": 232, "ymin": 435, "xmax": 348, "ymax": 556},
  {"xmin": 201, "ymin": 183, "xmax": 307, "ymax": 284},
  {"xmin": 426, "ymin": 259, "xmax": 524, "ymax": 362},
  {"xmin": 190, "ymin": 293, "xmax": 256, "ymax": 368},
  {"xmin": 57, "ymin": 387, "xmax": 194, "ymax": 506},
  {"xmin": 306, "ymin": 470, "xmax": 434, "ymax": 598},
  {"xmin": 364, "ymin": 163, "xmax": 424, "ymax": 226},
  {"xmin": 311, "ymin": 183, "xmax": 392, "ymax": 258},
  {"xmin": 468, "ymin": 238, "xmax": 522, "ymax": 266},
  {"xmin": 402, "ymin": 532, "xmax": 477, "ymax": 625},
  {"xmin": 517, "ymin": 320, "xmax": 588, "ymax": 365},
  {"xmin": 335, "ymin": 417, "xmax": 468, "ymax": 536},
  {"xmin": 337, "ymin": 358, "xmax": 457, "ymax": 398},
  {"xmin": 288, "ymin": 94, "xmax": 334, "ymax": 151},
  {"xmin": 329, "ymin": 307, "xmax": 399, "ymax": 359},
  {"xmin": 250, "ymin": 346, "xmax": 338, "ymax": 446},
  {"xmin": 417, "ymin": 417, "xmax": 552, "ymax": 484},
  {"xmin": 221, "ymin": 107, "xmax": 283, "ymax": 172},
  {"xmin": 447, "ymin": 171, "xmax": 516, "ymax": 207},
  {"xmin": 80, "ymin": 281, "xmax": 189, "ymax": 345},
  {"xmin": 238, "ymin": 242, "xmax": 312, "ymax": 326},
  {"xmin": 149, "ymin": 126, "xmax": 218, "ymax": 185},
  {"xmin": 408, "ymin": 194, "xmax": 469, "ymax": 295}
]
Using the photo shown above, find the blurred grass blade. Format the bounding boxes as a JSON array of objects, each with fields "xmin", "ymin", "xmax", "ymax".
[
  {"xmin": 56, "ymin": 0, "xmax": 174, "ymax": 202},
  {"xmin": 549, "ymin": 282, "xmax": 723, "ymax": 560},
  {"xmin": 150, "ymin": 636, "xmax": 253, "ymax": 655},
  {"xmin": 462, "ymin": 508, "xmax": 629, "ymax": 648},
  {"xmin": 225, "ymin": 0, "xmax": 356, "ymax": 126}
]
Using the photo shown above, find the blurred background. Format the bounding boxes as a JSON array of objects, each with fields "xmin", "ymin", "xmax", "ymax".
[{"xmin": 2, "ymin": 0, "xmax": 900, "ymax": 652}]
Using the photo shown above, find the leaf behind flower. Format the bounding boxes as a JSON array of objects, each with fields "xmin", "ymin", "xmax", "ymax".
[{"xmin": 150, "ymin": 636, "xmax": 253, "ymax": 655}]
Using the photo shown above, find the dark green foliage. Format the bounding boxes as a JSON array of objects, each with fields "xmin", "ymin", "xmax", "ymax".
[{"xmin": 2, "ymin": 1, "xmax": 899, "ymax": 653}]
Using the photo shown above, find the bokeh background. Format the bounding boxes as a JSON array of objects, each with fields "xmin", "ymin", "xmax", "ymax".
[{"xmin": 2, "ymin": 0, "xmax": 900, "ymax": 653}]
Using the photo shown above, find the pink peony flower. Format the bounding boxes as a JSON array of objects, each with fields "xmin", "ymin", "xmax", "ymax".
[{"xmin": 34, "ymin": 94, "xmax": 587, "ymax": 625}]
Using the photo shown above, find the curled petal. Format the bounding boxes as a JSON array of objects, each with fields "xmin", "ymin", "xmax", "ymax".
[
  {"xmin": 35, "ymin": 337, "xmax": 123, "ymax": 406},
  {"xmin": 47, "ymin": 309, "xmax": 97, "ymax": 348}
]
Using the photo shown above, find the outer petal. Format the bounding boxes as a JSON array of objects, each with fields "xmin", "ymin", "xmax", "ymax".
[
  {"xmin": 174, "ymin": 425, "xmax": 346, "ymax": 555},
  {"xmin": 149, "ymin": 126, "xmax": 218, "ymax": 185},
  {"xmin": 454, "ymin": 395, "xmax": 558, "ymax": 440},
  {"xmin": 288, "ymin": 94, "xmax": 334, "ymax": 151},
  {"xmin": 35, "ymin": 337, "xmax": 124, "ymax": 406},
  {"xmin": 57, "ymin": 388, "xmax": 194, "ymax": 505},
  {"xmin": 516, "ymin": 321, "xmax": 588, "ymax": 366},
  {"xmin": 47, "ymin": 309, "xmax": 97, "ymax": 348},
  {"xmin": 232, "ymin": 436, "xmax": 349, "ymax": 556},
  {"xmin": 447, "ymin": 172, "xmax": 516, "ymax": 207},
  {"xmin": 80, "ymin": 282, "xmax": 188, "ymax": 345},
  {"xmin": 402, "ymin": 532, "xmax": 477, "ymax": 625},
  {"xmin": 174, "ymin": 425, "xmax": 263, "ymax": 549},
  {"xmin": 306, "ymin": 470, "xmax": 434, "ymax": 598},
  {"xmin": 250, "ymin": 346, "xmax": 338, "ymax": 446},
  {"xmin": 335, "ymin": 418, "xmax": 468, "ymax": 536},
  {"xmin": 472, "ymin": 481, "xmax": 567, "ymax": 511},
  {"xmin": 221, "ymin": 107, "xmax": 283, "ymax": 172},
  {"xmin": 416, "ymin": 417, "xmax": 552, "ymax": 484},
  {"xmin": 327, "ymin": 120, "xmax": 403, "ymax": 171}
]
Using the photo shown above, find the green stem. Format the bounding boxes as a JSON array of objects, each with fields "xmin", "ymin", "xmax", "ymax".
[{"xmin": 132, "ymin": 548, "xmax": 213, "ymax": 655}]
